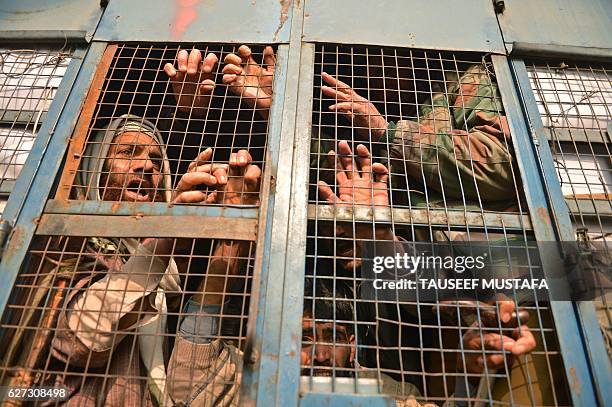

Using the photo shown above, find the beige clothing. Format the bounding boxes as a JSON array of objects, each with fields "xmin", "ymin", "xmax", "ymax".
[{"xmin": 166, "ymin": 334, "xmax": 454, "ymax": 407}]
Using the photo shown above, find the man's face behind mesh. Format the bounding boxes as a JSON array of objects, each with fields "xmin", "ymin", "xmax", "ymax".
[
  {"xmin": 100, "ymin": 131, "xmax": 165, "ymax": 203},
  {"xmin": 300, "ymin": 316, "xmax": 356, "ymax": 377}
]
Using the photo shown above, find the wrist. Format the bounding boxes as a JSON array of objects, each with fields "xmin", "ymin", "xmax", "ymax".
[
  {"xmin": 378, "ymin": 121, "xmax": 396, "ymax": 143},
  {"xmin": 372, "ymin": 119, "xmax": 389, "ymax": 139},
  {"xmin": 375, "ymin": 226, "xmax": 395, "ymax": 241},
  {"xmin": 142, "ymin": 238, "xmax": 174, "ymax": 256},
  {"xmin": 257, "ymin": 107, "xmax": 270, "ymax": 120}
]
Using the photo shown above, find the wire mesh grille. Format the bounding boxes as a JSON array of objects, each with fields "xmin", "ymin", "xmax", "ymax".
[
  {"xmin": 527, "ymin": 60, "xmax": 612, "ymax": 363},
  {"xmin": 0, "ymin": 235, "xmax": 255, "ymax": 405},
  {"xmin": 60, "ymin": 43, "xmax": 272, "ymax": 207},
  {"xmin": 527, "ymin": 62, "xmax": 611, "ymax": 240},
  {"xmin": 301, "ymin": 45, "xmax": 571, "ymax": 406},
  {"xmin": 309, "ymin": 45, "xmax": 528, "ymax": 224},
  {"xmin": 0, "ymin": 46, "xmax": 72, "ymax": 214}
]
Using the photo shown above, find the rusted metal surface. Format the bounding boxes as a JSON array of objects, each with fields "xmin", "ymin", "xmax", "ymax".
[
  {"xmin": 308, "ymin": 204, "xmax": 533, "ymax": 231},
  {"xmin": 94, "ymin": 0, "xmax": 292, "ymax": 43},
  {"xmin": 43, "ymin": 199, "xmax": 260, "ymax": 218},
  {"xmin": 36, "ymin": 213, "xmax": 258, "ymax": 240},
  {"xmin": 498, "ymin": 0, "xmax": 612, "ymax": 54},
  {"xmin": 273, "ymin": 0, "xmax": 291, "ymax": 42},
  {"xmin": 303, "ymin": 0, "xmax": 505, "ymax": 52},
  {"xmin": 0, "ymin": 0, "xmax": 104, "ymax": 42},
  {"xmin": 565, "ymin": 199, "xmax": 612, "ymax": 217},
  {"xmin": 54, "ymin": 44, "xmax": 117, "ymax": 200}
]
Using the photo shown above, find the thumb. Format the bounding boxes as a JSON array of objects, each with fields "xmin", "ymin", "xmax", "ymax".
[
  {"xmin": 263, "ymin": 46, "xmax": 276, "ymax": 72},
  {"xmin": 317, "ymin": 180, "xmax": 337, "ymax": 204}
]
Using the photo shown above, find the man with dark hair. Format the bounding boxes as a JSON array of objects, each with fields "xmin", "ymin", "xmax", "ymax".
[
  {"xmin": 302, "ymin": 277, "xmax": 534, "ymax": 406},
  {"xmin": 301, "ymin": 278, "xmax": 358, "ymax": 378}
]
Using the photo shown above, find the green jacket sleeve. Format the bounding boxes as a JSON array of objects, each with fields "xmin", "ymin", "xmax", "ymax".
[{"xmin": 385, "ymin": 65, "xmax": 516, "ymax": 202}]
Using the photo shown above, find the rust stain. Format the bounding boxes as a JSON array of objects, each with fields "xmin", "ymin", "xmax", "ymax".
[
  {"xmin": 569, "ymin": 367, "xmax": 582, "ymax": 395},
  {"xmin": 272, "ymin": 0, "xmax": 291, "ymax": 42},
  {"xmin": 5, "ymin": 226, "xmax": 25, "ymax": 255},
  {"xmin": 55, "ymin": 45, "xmax": 118, "ymax": 200},
  {"xmin": 171, "ymin": 0, "xmax": 201, "ymax": 41},
  {"xmin": 569, "ymin": 367, "xmax": 581, "ymax": 395},
  {"xmin": 535, "ymin": 206, "xmax": 551, "ymax": 225}
]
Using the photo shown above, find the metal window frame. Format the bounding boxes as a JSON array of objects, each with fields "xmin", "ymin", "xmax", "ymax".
[
  {"xmin": 0, "ymin": 37, "xmax": 292, "ymax": 404},
  {"xmin": 500, "ymin": 57, "xmax": 611, "ymax": 405},
  {"xmin": 0, "ymin": 42, "xmax": 101, "ymax": 311},
  {"xmin": 0, "ymin": 45, "xmax": 77, "ymax": 201}
]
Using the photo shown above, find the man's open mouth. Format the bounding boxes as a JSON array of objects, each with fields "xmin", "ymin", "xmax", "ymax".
[{"xmin": 124, "ymin": 179, "xmax": 153, "ymax": 202}]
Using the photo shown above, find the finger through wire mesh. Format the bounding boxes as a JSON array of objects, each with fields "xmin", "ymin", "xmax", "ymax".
[
  {"xmin": 0, "ymin": 46, "xmax": 73, "ymax": 214},
  {"xmin": 59, "ymin": 43, "xmax": 272, "ymax": 207},
  {"xmin": 302, "ymin": 44, "xmax": 572, "ymax": 406}
]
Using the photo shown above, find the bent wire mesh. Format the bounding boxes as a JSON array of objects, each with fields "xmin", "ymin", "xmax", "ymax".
[
  {"xmin": 303, "ymin": 45, "xmax": 572, "ymax": 406},
  {"xmin": 0, "ymin": 46, "xmax": 72, "ymax": 214},
  {"xmin": 0, "ymin": 235, "xmax": 255, "ymax": 405},
  {"xmin": 56, "ymin": 43, "xmax": 272, "ymax": 207},
  {"xmin": 526, "ymin": 61, "xmax": 612, "ymax": 360}
]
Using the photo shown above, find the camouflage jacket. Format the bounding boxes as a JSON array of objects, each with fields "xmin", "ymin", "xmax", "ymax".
[{"xmin": 312, "ymin": 64, "xmax": 516, "ymax": 210}]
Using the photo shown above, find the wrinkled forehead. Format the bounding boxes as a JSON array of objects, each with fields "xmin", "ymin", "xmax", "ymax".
[
  {"xmin": 302, "ymin": 317, "xmax": 348, "ymax": 333},
  {"xmin": 109, "ymin": 131, "xmax": 161, "ymax": 154}
]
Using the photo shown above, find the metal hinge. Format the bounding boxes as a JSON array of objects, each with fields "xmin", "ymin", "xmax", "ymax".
[
  {"xmin": 576, "ymin": 227, "xmax": 590, "ymax": 248},
  {"xmin": 493, "ymin": 0, "xmax": 505, "ymax": 14},
  {"xmin": 566, "ymin": 228, "xmax": 610, "ymax": 300},
  {"xmin": 0, "ymin": 219, "xmax": 12, "ymax": 258}
]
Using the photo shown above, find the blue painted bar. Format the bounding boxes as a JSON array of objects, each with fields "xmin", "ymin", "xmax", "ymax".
[
  {"xmin": 254, "ymin": 8, "xmax": 308, "ymax": 404},
  {"xmin": 240, "ymin": 44, "xmax": 291, "ymax": 404},
  {"xmin": 242, "ymin": 1, "xmax": 312, "ymax": 404},
  {"xmin": 510, "ymin": 58, "xmax": 612, "ymax": 405},
  {"xmin": 300, "ymin": 393, "xmax": 395, "ymax": 407},
  {"xmin": 304, "ymin": 0, "xmax": 504, "ymax": 53},
  {"xmin": 0, "ymin": 43, "xmax": 106, "ymax": 318},
  {"xmin": 44, "ymin": 199, "xmax": 259, "ymax": 219},
  {"xmin": 276, "ymin": 43, "xmax": 315, "ymax": 407},
  {"xmin": 95, "ymin": 0, "xmax": 292, "ymax": 43},
  {"xmin": 492, "ymin": 55, "xmax": 600, "ymax": 406}
]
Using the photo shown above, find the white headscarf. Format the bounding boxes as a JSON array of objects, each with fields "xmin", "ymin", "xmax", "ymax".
[
  {"xmin": 76, "ymin": 114, "xmax": 180, "ymax": 403},
  {"xmin": 75, "ymin": 114, "xmax": 173, "ymax": 202}
]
